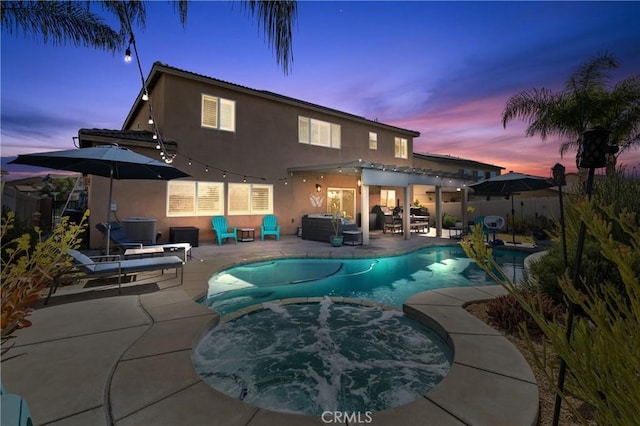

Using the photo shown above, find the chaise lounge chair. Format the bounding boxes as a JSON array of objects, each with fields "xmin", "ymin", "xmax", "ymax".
[
  {"xmin": 261, "ymin": 214, "xmax": 280, "ymax": 240},
  {"xmin": 211, "ymin": 216, "xmax": 237, "ymax": 245},
  {"xmin": 45, "ymin": 249, "xmax": 184, "ymax": 304},
  {"xmin": 96, "ymin": 222, "xmax": 191, "ymax": 260}
]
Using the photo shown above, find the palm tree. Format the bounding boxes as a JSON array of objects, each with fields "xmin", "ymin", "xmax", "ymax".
[
  {"xmin": 502, "ymin": 53, "xmax": 640, "ymax": 175},
  {"xmin": 1, "ymin": 0, "xmax": 296, "ymax": 74}
]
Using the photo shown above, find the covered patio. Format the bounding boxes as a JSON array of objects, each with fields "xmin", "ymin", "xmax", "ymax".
[{"xmin": 288, "ymin": 159, "xmax": 475, "ymax": 245}]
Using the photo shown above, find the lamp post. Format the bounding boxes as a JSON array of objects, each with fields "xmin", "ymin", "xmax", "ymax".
[{"xmin": 552, "ymin": 127, "xmax": 617, "ymax": 426}]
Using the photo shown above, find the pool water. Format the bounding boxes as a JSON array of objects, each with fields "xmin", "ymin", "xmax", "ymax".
[
  {"xmin": 202, "ymin": 245, "xmax": 525, "ymax": 315},
  {"xmin": 193, "ymin": 297, "xmax": 453, "ymax": 415},
  {"xmin": 194, "ymin": 245, "xmax": 526, "ymax": 415}
]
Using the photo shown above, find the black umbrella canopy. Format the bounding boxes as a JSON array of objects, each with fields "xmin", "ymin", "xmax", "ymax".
[
  {"xmin": 470, "ymin": 171, "xmax": 553, "ymax": 245},
  {"xmin": 470, "ymin": 171, "xmax": 553, "ymax": 195},
  {"xmin": 9, "ymin": 145, "xmax": 189, "ymax": 180},
  {"xmin": 10, "ymin": 144, "xmax": 190, "ymax": 253}
]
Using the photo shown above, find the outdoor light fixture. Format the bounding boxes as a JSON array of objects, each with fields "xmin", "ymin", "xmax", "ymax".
[
  {"xmin": 142, "ymin": 91, "xmax": 149, "ymax": 101},
  {"xmin": 152, "ymin": 133, "xmax": 158, "ymax": 140},
  {"xmin": 243, "ymin": 176, "xmax": 247, "ymax": 183},
  {"xmin": 577, "ymin": 126, "xmax": 617, "ymax": 168},
  {"xmin": 124, "ymin": 47, "xmax": 132, "ymax": 63},
  {"xmin": 155, "ymin": 143, "xmax": 160, "ymax": 150},
  {"xmin": 222, "ymin": 171, "xmax": 226, "ymax": 178},
  {"xmin": 205, "ymin": 166, "xmax": 209, "ymax": 172},
  {"xmin": 316, "ymin": 184, "xmax": 322, "ymax": 192},
  {"xmin": 148, "ymin": 116, "xmax": 154, "ymax": 125},
  {"xmin": 552, "ymin": 163, "xmax": 567, "ymax": 186}
]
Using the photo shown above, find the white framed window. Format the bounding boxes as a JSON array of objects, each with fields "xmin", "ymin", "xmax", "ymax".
[
  {"xmin": 394, "ymin": 137, "xmax": 408, "ymax": 159},
  {"xmin": 202, "ymin": 94, "xmax": 235, "ymax": 132},
  {"xmin": 228, "ymin": 183, "xmax": 273, "ymax": 215},
  {"xmin": 167, "ymin": 181, "xmax": 224, "ymax": 217},
  {"xmin": 327, "ymin": 187, "xmax": 356, "ymax": 221},
  {"xmin": 380, "ymin": 189, "xmax": 396, "ymax": 208},
  {"xmin": 369, "ymin": 132, "xmax": 377, "ymax": 150},
  {"xmin": 298, "ymin": 116, "xmax": 341, "ymax": 149}
]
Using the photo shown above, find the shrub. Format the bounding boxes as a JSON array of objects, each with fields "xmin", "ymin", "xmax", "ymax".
[
  {"xmin": 442, "ymin": 214, "xmax": 457, "ymax": 229},
  {"xmin": 461, "ymin": 200, "xmax": 640, "ymax": 425},
  {"xmin": 529, "ymin": 170, "xmax": 640, "ymax": 306},
  {"xmin": 1, "ymin": 211, "xmax": 88, "ymax": 346},
  {"xmin": 486, "ymin": 291, "xmax": 564, "ymax": 336}
]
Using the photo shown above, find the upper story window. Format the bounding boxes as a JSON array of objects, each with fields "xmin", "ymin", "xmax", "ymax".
[
  {"xmin": 167, "ymin": 181, "xmax": 224, "ymax": 217},
  {"xmin": 228, "ymin": 183, "xmax": 273, "ymax": 215},
  {"xmin": 394, "ymin": 137, "xmax": 408, "ymax": 159},
  {"xmin": 298, "ymin": 116, "xmax": 341, "ymax": 149},
  {"xmin": 202, "ymin": 94, "xmax": 235, "ymax": 132},
  {"xmin": 369, "ymin": 132, "xmax": 377, "ymax": 150}
]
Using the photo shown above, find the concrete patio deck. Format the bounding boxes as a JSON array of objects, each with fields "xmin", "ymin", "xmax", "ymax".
[{"xmin": 2, "ymin": 231, "xmax": 540, "ymax": 425}]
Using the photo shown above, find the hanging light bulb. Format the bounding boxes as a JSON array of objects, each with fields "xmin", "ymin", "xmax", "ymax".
[
  {"xmin": 124, "ymin": 46, "xmax": 132, "ymax": 63},
  {"xmin": 222, "ymin": 171, "xmax": 227, "ymax": 178},
  {"xmin": 142, "ymin": 91, "xmax": 149, "ymax": 101},
  {"xmin": 148, "ymin": 115, "xmax": 154, "ymax": 125},
  {"xmin": 205, "ymin": 166, "xmax": 209, "ymax": 172},
  {"xmin": 243, "ymin": 176, "xmax": 247, "ymax": 183},
  {"xmin": 165, "ymin": 157, "xmax": 173, "ymax": 164},
  {"xmin": 188, "ymin": 158, "xmax": 192, "ymax": 166},
  {"xmin": 155, "ymin": 143, "xmax": 160, "ymax": 150},
  {"xmin": 153, "ymin": 133, "xmax": 158, "ymax": 140}
]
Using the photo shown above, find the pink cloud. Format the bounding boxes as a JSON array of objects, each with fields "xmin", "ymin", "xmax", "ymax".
[{"xmin": 389, "ymin": 96, "xmax": 640, "ymax": 177}]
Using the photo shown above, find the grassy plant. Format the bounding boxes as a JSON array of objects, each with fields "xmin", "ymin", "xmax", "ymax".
[
  {"xmin": 1, "ymin": 211, "xmax": 88, "ymax": 347},
  {"xmin": 461, "ymin": 204, "xmax": 640, "ymax": 425}
]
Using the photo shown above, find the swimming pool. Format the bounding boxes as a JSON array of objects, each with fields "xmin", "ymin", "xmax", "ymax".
[
  {"xmin": 201, "ymin": 245, "xmax": 526, "ymax": 315},
  {"xmin": 194, "ymin": 245, "xmax": 526, "ymax": 415}
]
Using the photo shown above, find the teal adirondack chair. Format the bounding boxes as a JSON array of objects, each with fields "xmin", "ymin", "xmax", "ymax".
[
  {"xmin": 212, "ymin": 216, "xmax": 237, "ymax": 245},
  {"xmin": 261, "ymin": 214, "xmax": 281, "ymax": 240}
]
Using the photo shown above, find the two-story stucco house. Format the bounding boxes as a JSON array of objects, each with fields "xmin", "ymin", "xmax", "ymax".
[{"xmin": 79, "ymin": 62, "xmax": 501, "ymax": 248}]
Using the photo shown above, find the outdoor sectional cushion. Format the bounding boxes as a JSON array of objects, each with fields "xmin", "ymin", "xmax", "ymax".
[{"xmin": 68, "ymin": 250, "xmax": 183, "ymax": 275}]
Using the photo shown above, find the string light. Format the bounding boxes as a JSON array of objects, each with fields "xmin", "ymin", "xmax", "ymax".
[{"xmin": 148, "ymin": 116, "xmax": 154, "ymax": 125}]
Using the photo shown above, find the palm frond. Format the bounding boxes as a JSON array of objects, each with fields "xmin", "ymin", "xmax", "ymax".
[
  {"xmin": 566, "ymin": 52, "xmax": 618, "ymax": 95},
  {"xmin": 1, "ymin": 0, "xmax": 123, "ymax": 51},
  {"xmin": 172, "ymin": 0, "xmax": 188, "ymax": 26},
  {"xmin": 243, "ymin": 0, "xmax": 297, "ymax": 75}
]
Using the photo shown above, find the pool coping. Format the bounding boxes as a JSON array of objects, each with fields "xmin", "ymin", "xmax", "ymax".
[{"xmin": 4, "ymin": 240, "xmax": 540, "ymax": 425}]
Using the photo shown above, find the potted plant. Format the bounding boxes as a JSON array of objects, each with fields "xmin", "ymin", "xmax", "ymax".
[{"xmin": 330, "ymin": 214, "xmax": 344, "ymax": 247}]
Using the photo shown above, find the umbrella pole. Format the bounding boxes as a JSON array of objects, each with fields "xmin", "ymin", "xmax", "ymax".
[
  {"xmin": 106, "ymin": 168, "xmax": 114, "ymax": 255},
  {"xmin": 511, "ymin": 195, "xmax": 516, "ymax": 245}
]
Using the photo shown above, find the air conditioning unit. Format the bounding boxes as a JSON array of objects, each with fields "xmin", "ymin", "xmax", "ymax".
[{"xmin": 123, "ymin": 217, "xmax": 157, "ymax": 245}]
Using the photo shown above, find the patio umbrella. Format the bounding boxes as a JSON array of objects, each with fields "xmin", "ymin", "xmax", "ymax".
[
  {"xmin": 10, "ymin": 144, "xmax": 190, "ymax": 253},
  {"xmin": 469, "ymin": 171, "xmax": 553, "ymax": 245}
]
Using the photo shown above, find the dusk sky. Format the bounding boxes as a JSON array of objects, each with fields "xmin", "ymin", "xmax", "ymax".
[{"xmin": 2, "ymin": 1, "xmax": 639, "ymax": 180}]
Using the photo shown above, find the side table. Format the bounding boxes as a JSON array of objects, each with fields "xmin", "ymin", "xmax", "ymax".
[
  {"xmin": 237, "ymin": 228, "xmax": 255, "ymax": 242},
  {"xmin": 343, "ymin": 230, "xmax": 363, "ymax": 246}
]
